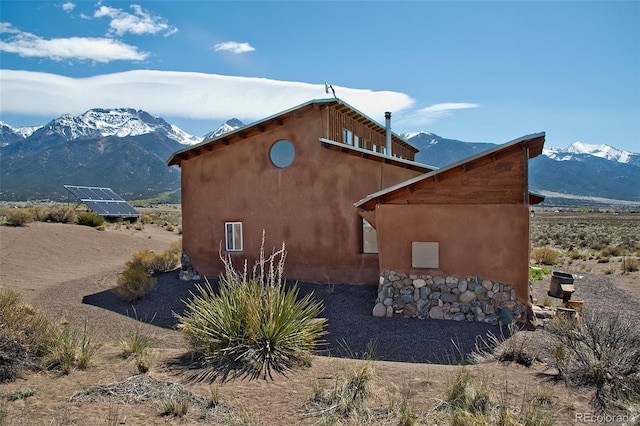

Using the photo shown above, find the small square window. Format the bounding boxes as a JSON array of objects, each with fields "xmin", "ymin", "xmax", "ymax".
[{"xmin": 225, "ymin": 222, "xmax": 243, "ymax": 251}]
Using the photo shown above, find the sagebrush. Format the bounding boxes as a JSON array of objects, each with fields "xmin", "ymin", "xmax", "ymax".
[
  {"xmin": 546, "ymin": 308, "xmax": 640, "ymax": 411},
  {"xmin": 112, "ymin": 242, "xmax": 181, "ymax": 302}
]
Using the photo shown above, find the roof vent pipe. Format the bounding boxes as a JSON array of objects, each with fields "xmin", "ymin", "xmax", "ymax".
[{"xmin": 385, "ymin": 111, "xmax": 392, "ymax": 156}]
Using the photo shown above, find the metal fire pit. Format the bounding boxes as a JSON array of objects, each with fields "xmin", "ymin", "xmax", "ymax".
[{"xmin": 549, "ymin": 271, "xmax": 575, "ymax": 304}]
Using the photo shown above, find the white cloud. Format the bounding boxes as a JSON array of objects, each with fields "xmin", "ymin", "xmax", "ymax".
[
  {"xmin": 62, "ymin": 2, "xmax": 75, "ymax": 12},
  {"xmin": 395, "ymin": 102, "xmax": 479, "ymax": 127},
  {"xmin": 94, "ymin": 4, "xmax": 177, "ymax": 37},
  {"xmin": 0, "ymin": 25, "xmax": 148, "ymax": 62},
  {"xmin": 213, "ymin": 41, "xmax": 255, "ymax": 54},
  {"xmin": 0, "ymin": 70, "xmax": 414, "ymax": 124}
]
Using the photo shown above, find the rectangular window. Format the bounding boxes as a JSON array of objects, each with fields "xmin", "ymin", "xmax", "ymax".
[
  {"xmin": 225, "ymin": 222, "xmax": 243, "ymax": 251},
  {"xmin": 354, "ymin": 135, "xmax": 360, "ymax": 148},
  {"xmin": 342, "ymin": 129, "xmax": 353, "ymax": 145},
  {"xmin": 362, "ymin": 218, "xmax": 378, "ymax": 254}
]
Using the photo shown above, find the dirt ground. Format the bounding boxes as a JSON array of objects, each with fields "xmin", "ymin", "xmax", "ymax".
[{"xmin": 0, "ymin": 218, "xmax": 637, "ymax": 425}]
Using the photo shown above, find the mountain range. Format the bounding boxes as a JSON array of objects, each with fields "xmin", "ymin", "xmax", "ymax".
[
  {"xmin": 406, "ymin": 132, "xmax": 640, "ymax": 204},
  {"xmin": 1, "ymin": 109, "xmax": 638, "ymax": 204}
]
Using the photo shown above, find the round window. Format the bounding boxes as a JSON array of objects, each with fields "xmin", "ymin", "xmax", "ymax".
[{"xmin": 269, "ymin": 140, "xmax": 295, "ymax": 168}]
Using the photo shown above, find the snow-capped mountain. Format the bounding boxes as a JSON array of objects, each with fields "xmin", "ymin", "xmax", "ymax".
[
  {"xmin": 202, "ymin": 118, "xmax": 245, "ymax": 141},
  {"xmin": 404, "ymin": 132, "xmax": 640, "ymax": 203},
  {"xmin": 544, "ymin": 142, "xmax": 640, "ymax": 166},
  {"xmin": 0, "ymin": 121, "xmax": 42, "ymax": 147},
  {"xmin": 1, "ymin": 108, "xmax": 637, "ymax": 204},
  {"xmin": 28, "ymin": 108, "xmax": 201, "ymax": 146},
  {"xmin": 0, "ymin": 108, "xmax": 197, "ymax": 201}
]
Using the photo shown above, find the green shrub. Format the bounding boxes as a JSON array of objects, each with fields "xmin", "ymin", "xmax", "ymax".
[
  {"xmin": 112, "ymin": 260, "xmax": 156, "ymax": 303},
  {"xmin": 176, "ymin": 237, "xmax": 326, "ymax": 380},
  {"xmin": 76, "ymin": 211, "xmax": 105, "ymax": 227},
  {"xmin": 49, "ymin": 320, "xmax": 96, "ymax": 374},
  {"xmin": 117, "ymin": 327, "xmax": 154, "ymax": 373},
  {"xmin": 47, "ymin": 205, "xmax": 76, "ymax": 223},
  {"xmin": 530, "ymin": 248, "xmax": 560, "ymax": 265},
  {"xmin": 146, "ymin": 250, "xmax": 180, "ymax": 274},
  {"xmin": 129, "ymin": 247, "xmax": 180, "ymax": 275},
  {"xmin": 29, "ymin": 205, "xmax": 50, "ymax": 222},
  {"xmin": 111, "ymin": 244, "xmax": 181, "ymax": 303},
  {"xmin": 546, "ymin": 308, "xmax": 640, "ymax": 410},
  {"xmin": 5, "ymin": 208, "xmax": 33, "ymax": 226},
  {"xmin": 528, "ymin": 266, "xmax": 551, "ymax": 281}
]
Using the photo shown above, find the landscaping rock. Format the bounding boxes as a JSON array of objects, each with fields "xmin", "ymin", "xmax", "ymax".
[{"xmin": 373, "ymin": 303, "xmax": 387, "ymax": 317}]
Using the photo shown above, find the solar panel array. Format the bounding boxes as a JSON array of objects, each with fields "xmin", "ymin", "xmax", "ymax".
[{"xmin": 64, "ymin": 185, "xmax": 141, "ymax": 218}]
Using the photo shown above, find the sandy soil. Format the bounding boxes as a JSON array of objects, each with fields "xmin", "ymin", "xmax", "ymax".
[{"xmin": 0, "ymin": 220, "xmax": 636, "ymax": 425}]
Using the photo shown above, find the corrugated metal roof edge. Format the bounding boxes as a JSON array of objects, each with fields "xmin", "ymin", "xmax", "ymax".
[
  {"xmin": 354, "ymin": 131, "xmax": 546, "ymax": 209},
  {"xmin": 166, "ymin": 97, "xmax": 418, "ymax": 166}
]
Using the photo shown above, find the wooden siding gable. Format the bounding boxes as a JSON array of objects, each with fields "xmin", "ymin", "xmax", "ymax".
[
  {"xmin": 167, "ymin": 97, "xmax": 421, "ymax": 167},
  {"xmin": 355, "ymin": 132, "xmax": 545, "ymax": 210}
]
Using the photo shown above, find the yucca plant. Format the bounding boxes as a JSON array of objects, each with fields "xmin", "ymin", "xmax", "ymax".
[{"xmin": 176, "ymin": 233, "xmax": 326, "ymax": 380}]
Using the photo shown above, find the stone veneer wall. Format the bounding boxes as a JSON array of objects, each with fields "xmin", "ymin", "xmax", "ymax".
[{"xmin": 373, "ymin": 270, "xmax": 524, "ymax": 325}]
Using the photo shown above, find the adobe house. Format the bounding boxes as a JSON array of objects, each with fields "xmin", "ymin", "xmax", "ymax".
[
  {"xmin": 167, "ymin": 97, "xmax": 544, "ymax": 323},
  {"xmin": 167, "ymin": 98, "xmax": 435, "ymax": 284},
  {"xmin": 355, "ymin": 133, "xmax": 545, "ymax": 321}
]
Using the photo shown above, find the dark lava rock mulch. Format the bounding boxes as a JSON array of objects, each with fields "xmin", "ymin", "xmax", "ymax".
[{"xmin": 83, "ymin": 271, "xmax": 503, "ymax": 364}]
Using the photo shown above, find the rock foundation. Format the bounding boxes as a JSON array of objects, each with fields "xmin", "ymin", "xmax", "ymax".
[
  {"xmin": 179, "ymin": 250, "xmax": 201, "ymax": 281},
  {"xmin": 373, "ymin": 270, "xmax": 523, "ymax": 325}
]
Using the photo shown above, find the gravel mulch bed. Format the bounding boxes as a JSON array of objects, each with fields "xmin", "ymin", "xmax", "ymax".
[{"xmin": 83, "ymin": 271, "xmax": 503, "ymax": 364}]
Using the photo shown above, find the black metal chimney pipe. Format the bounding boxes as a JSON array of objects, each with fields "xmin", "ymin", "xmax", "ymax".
[{"xmin": 385, "ymin": 111, "xmax": 392, "ymax": 156}]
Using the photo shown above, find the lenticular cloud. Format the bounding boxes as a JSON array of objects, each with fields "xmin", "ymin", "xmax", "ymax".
[{"xmin": 0, "ymin": 69, "xmax": 415, "ymax": 123}]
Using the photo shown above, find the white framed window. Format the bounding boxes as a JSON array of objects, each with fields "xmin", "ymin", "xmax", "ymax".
[
  {"xmin": 342, "ymin": 129, "xmax": 353, "ymax": 145},
  {"xmin": 362, "ymin": 218, "xmax": 378, "ymax": 254},
  {"xmin": 225, "ymin": 222, "xmax": 243, "ymax": 251}
]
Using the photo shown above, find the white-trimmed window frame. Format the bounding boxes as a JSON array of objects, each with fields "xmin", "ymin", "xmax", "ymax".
[{"xmin": 225, "ymin": 222, "xmax": 243, "ymax": 252}]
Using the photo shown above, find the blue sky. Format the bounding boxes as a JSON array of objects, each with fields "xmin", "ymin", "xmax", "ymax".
[{"xmin": 1, "ymin": 1, "xmax": 638, "ymax": 152}]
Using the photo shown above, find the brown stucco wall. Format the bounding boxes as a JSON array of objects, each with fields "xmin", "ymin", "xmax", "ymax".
[
  {"xmin": 374, "ymin": 203, "xmax": 531, "ymax": 303},
  {"xmin": 179, "ymin": 108, "xmax": 423, "ymax": 284}
]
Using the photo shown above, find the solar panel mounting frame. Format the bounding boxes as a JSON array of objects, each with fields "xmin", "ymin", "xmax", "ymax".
[{"xmin": 64, "ymin": 185, "xmax": 141, "ymax": 219}]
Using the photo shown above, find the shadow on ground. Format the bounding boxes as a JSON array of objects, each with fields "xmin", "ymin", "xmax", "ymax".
[{"xmin": 83, "ymin": 270, "xmax": 504, "ymax": 364}]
